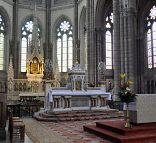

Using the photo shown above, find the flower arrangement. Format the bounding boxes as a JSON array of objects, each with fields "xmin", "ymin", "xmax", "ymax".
[{"xmin": 118, "ymin": 73, "xmax": 136, "ymax": 104}]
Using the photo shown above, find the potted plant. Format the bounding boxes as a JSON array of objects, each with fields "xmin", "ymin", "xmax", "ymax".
[{"xmin": 118, "ymin": 73, "xmax": 137, "ymax": 128}]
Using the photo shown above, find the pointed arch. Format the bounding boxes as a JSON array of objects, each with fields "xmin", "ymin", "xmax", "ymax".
[
  {"xmin": 0, "ymin": 6, "xmax": 11, "ymax": 71},
  {"xmin": 137, "ymin": 0, "xmax": 156, "ymax": 94},
  {"xmin": 53, "ymin": 15, "xmax": 73, "ymax": 72},
  {"xmin": 95, "ymin": 0, "xmax": 112, "ymax": 28},
  {"xmin": 52, "ymin": 15, "xmax": 72, "ymax": 33},
  {"xmin": 146, "ymin": 5, "xmax": 156, "ymax": 69},
  {"xmin": 20, "ymin": 15, "xmax": 42, "ymax": 72},
  {"xmin": 20, "ymin": 14, "xmax": 42, "ymax": 36},
  {"xmin": 95, "ymin": 0, "xmax": 113, "ymax": 68},
  {"xmin": 0, "ymin": 6, "xmax": 11, "ymax": 36}
]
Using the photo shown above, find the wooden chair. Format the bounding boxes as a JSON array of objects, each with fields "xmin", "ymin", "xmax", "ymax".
[{"xmin": 9, "ymin": 112, "xmax": 25, "ymax": 142}]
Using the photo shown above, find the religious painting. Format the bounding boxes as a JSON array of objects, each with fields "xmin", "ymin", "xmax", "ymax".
[
  {"xmin": 30, "ymin": 63, "xmax": 39, "ymax": 74},
  {"xmin": 30, "ymin": 57, "xmax": 40, "ymax": 74}
]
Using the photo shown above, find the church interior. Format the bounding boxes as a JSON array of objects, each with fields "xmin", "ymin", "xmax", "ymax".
[{"xmin": 0, "ymin": 0, "xmax": 156, "ymax": 142}]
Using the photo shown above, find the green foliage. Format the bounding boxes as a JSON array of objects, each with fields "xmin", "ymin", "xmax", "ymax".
[{"xmin": 118, "ymin": 73, "xmax": 137, "ymax": 104}]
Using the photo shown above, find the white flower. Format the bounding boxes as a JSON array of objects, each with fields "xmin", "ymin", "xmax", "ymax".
[{"xmin": 126, "ymin": 87, "xmax": 131, "ymax": 91}]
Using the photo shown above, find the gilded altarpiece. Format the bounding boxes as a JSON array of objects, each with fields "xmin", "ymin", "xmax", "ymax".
[{"xmin": 26, "ymin": 57, "xmax": 44, "ymax": 93}]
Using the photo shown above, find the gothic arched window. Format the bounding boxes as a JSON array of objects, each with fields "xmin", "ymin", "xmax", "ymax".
[
  {"xmin": 57, "ymin": 20, "xmax": 73, "ymax": 72},
  {"xmin": 146, "ymin": 5, "xmax": 156, "ymax": 69},
  {"xmin": 0, "ymin": 14, "xmax": 5, "ymax": 70},
  {"xmin": 21, "ymin": 18, "xmax": 41, "ymax": 72},
  {"xmin": 105, "ymin": 12, "xmax": 113, "ymax": 69}
]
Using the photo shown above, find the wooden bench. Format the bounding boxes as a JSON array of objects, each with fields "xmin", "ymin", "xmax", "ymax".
[{"xmin": 9, "ymin": 114, "xmax": 25, "ymax": 141}]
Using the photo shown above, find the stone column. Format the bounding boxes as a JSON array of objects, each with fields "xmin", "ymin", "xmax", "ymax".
[
  {"xmin": 123, "ymin": 6, "xmax": 129, "ymax": 79},
  {"xmin": 73, "ymin": 79, "xmax": 76, "ymax": 90},
  {"xmin": 127, "ymin": 0, "xmax": 137, "ymax": 91},
  {"xmin": 44, "ymin": 0, "xmax": 52, "ymax": 80},
  {"xmin": 95, "ymin": 28, "xmax": 104, "ymax": 85},
  {"xmin": 45, "ymin": 0, "xmax": 52, "ymax": 59},
  {"xmin": 87, "ymin": 0, "xmax": 96, "ymax": 84},
  {"xmin": 12, "ymin": 0, "xmax": 18, "ymax": 78},
  {"xmin": 74, "ymin": 0, "xmax": 79, "ymax": 62},
  {"xmin": 119, "ymin": 0, "xmax": 137, "ymax": 91},
  {"xmin": 136, "ymin": 33, "xmax": 144, "ymax": 93},
  {"xmin": 119, "ymin": 0, "xmax": 125, "ymax": 74},
  {"xmin": 113, "ymin": 0, "xmax": 121, "ymax": 94}
]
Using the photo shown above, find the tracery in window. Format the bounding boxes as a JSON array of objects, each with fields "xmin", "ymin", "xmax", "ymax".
[
  {"xmin": 105, "ymin": 12, "xmax": 113, "ymax": 69},
  {"xmin": 146, "ymin": 5, "xmax": 156, "ymax": 69},
  {"xmin": 57, "ymin": 20, "xmax": 73, "ymax": 72},
  {"xmin": 21, "ymin": 19, "xmax": 41, "ymax": 72},
  {"xmin": 0, "ymin": 15, "xmax": 5, "ymax": 70}
]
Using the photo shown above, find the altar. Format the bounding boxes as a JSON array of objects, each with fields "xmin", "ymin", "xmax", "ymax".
[
  {"xmin": 129, "ymin": 94, "xmax": 156, "ymax": 123},
  {"xmin": 46, "ymin": 90, "xmax": 111, "ymax": 111},
  {"xmin": 44, "ymin": 61, "xmax": 111, "ymax": 111}
]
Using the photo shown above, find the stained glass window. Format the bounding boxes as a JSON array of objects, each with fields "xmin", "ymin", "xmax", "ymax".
[
  {"xmin": 57, "ymin": 20, "xmax": 73, "ymax": 72},
  {"xmin": 146, "ymin": 5, "xmax": 156, "ymax": 68},
  {"xmin": 21, "ymin": 18, "xmax": 41, "ymax": 72},
  {"xmin": 105, "ymin": 12, "xmax": 113, "ymax": 69},
  {"xmin": 0, "ymin": 15, "xmax": 5, "ymax": 70}
]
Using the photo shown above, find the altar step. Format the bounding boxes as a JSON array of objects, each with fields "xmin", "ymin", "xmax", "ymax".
[
  {"xmin": 83, "ymin": 119, "xmax": 156, "ymax": 143},
  {"xmin": 34, "ymin": 109, "xmax": 123, "ymax": 122}
]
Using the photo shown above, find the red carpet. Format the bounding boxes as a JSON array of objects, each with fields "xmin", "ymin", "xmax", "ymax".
[{"xmin": 84, "ymin": 119, "xmax": 156, "ymax": 143}]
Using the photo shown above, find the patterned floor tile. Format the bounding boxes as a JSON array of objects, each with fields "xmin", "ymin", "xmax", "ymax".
[
  {"xmin": 23, "ymin": 118, "xmax": 115, "ymax": 143},
  {"xmin": 41, "ymin": 119, "xmax": 113, "ymax": 143}
]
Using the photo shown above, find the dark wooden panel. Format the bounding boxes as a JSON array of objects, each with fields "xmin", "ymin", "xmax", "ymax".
[
  {"xmin": 0, "ymin": 102, "xmax": 2, "ymax": 127},
  {"xmin": 0, "ymin": 94, "xmax": 6, "ymax": 140}
]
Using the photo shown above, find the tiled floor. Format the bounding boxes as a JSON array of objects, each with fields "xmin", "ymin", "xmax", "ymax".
[
  {"xmin": 23, "ymin": 118, "xmax": 115, "ymax": 143},
  {"xmin": 42, "ymin": 120, "xmax": 113, "ymax": 143},
  {"xmin": 1, "ymin": 117, "xmax": 123, "ymax": 143}
]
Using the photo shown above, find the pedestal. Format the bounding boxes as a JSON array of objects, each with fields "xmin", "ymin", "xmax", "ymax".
[
  {"xmin": 129, "ymin": 94, "xmax": 156, "ymax": 123},
  {"xmin": 44, "ymin": 80, "xmax": 53, "ymax": 110}
]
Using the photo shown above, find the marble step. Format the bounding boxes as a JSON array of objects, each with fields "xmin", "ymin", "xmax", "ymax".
[{"xmin": 34, "ymin": 109, "xmax": 123, "ymax": 122}]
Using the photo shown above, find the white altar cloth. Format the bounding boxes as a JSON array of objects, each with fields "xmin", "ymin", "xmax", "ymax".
[{"xmin": 50, "ymin": 90, "xmax": 111, "ymax": 97}]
